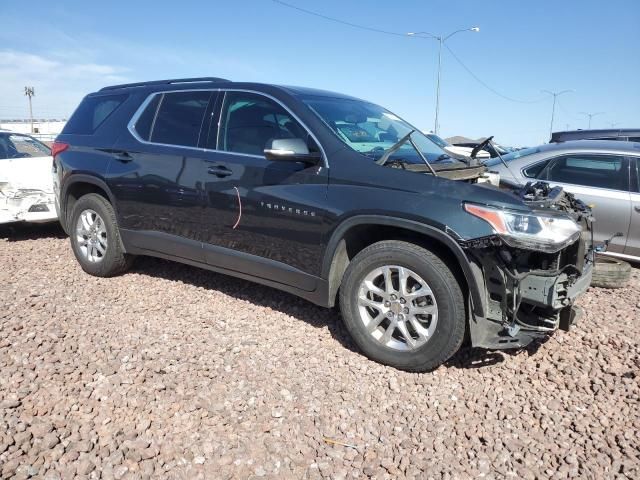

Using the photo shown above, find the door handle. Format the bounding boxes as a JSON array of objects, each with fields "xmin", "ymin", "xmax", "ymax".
[
  {"xmin": 207, "ymin": 165, "xmax": 232, "ymax": 177},
  {"xmin": 635, "ymin": 206, "xmax": 640, "ymax": 213},
  {"xmin": 112, "ymin": 151, "xmax": 134, "ymax": 163}
]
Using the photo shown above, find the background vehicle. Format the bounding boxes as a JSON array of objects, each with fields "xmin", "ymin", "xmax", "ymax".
[
  {"xmin": 0, "ymin": 130, "xmax": 58, "ymax": 225},
  {"xmin": 550, "ymin": 128, "xmax": 640, "ymax": 143},
  {"xmin": 488, "ymin": 140, "xmax": 640, "ymax": 262},
  {"xmin": 426, "ymin": 133, "xmax": 490, "ymax": 160},
  {"xmin": 53, "ymin": 78, "xmax": 593, "ymax": 371}
]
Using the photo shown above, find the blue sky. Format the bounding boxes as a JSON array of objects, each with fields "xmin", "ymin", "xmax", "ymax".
[{"xmin": 0, "ymin": 0, "xmax": 638, "ymax": 146}]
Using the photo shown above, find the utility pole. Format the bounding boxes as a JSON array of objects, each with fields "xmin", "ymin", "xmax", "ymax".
[
  {"xmin": 408, "ymin": 27, "xmax": 480, "ymax": 135},
  {"xmin": 580, "ymin": 111, "xmax": 604, "ymax": 129},
  {"xmin": 541, "ymin": 89, "xmax": 573, "ymax": 139},
  {"xmin": 607, "ymin": 122, "xmax": 619, "ymax": 128},
  {"xmin": 24, "ymin": 86, "xmax": 35, "ymax": 133}
]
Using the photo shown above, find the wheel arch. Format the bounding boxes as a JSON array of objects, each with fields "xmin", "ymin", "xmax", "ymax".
[
  {"xmin": 322, "ymin": 215, "xmax": 485, "ymax": 317},
  {"xmin": 61, "ymin": 175, "xmax": 116, "ymax": 233}
]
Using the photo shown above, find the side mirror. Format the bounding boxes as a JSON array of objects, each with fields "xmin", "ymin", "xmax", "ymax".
[{"xmin": 264, "ymin": 138, "xmax": 321, "ymax": 164}]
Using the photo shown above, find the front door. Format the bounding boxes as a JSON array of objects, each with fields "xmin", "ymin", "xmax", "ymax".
[
  {"xmin": 539, "ymin": 153, "xmax": 631, "ymax": 253},
  {"xmin": 627, "ymin": 157, "xmax": 640, "ymax": 258},
  {"xmin": 201, "ymin": 91, "xmax": 329, "ymax": 286}
]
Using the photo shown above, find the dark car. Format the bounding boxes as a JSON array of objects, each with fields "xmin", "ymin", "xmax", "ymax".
[
  {"xmin": 52, "ymin": 78, "xmax": 594, "ymax": 371},
  {"xmin": 550, "ymin": 128, "xmax": 640, "ymax": 144}
]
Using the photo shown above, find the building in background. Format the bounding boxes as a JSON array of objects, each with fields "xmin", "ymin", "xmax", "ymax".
[{"xmin": 0, "ymin": 119, "xmax": 66, "ymax": 142}]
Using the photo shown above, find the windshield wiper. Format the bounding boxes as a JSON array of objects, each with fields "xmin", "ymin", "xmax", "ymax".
[
  {"xmin": 375, "ymin": 130, "xmax": 415, "ymax": 166},
  {"xmin": 375, "ymin": 130, "xmax": 438, "ymax": 176}
]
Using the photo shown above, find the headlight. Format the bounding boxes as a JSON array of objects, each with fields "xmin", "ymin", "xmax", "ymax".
[{"xmin": 464, "ymin": 203, "xmax": 581, "ymax": 253}]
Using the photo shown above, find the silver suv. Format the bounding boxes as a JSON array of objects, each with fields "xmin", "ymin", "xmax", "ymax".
[{"xmin": 489, "ymin": 140, "xmax": 640, "ymax": 261}]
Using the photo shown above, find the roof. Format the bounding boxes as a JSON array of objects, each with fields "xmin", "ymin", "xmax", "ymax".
[
  {"xmin": 94, "ymin": 77, "xmax": 365, "ymax": 102},
  {"xmin": 539, "ymin": 139, "xmax": 640, "ymax": 154},
  {"xmin": 550, "ymin": 128, "xmax": 640, "ymax": 142},
  {"xmin": 278, "ymin": 85, "xmax": 364, "ymax": 101}
]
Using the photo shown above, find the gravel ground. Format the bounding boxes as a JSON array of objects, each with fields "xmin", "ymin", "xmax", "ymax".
[{"xmin": 1, "ymin": 223, "xmax": 639, "ymax": 480}]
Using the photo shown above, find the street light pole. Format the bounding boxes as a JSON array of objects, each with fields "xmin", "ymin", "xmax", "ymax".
[
  {"xmin": 580, "ymin": 111, "xmax": 605, "ymax": 129},
  {"xmin": 434, "ymin": 37, "xmax": 443, "ymax": 135},
  {"xmin": 408, "ymin": 27, "xmax": 479, "ymax": 135},
  {"xmin": 541, "ymin": 89, "xmax": 572, "ymax": 139},
  {"xmin": 24, "ymin": 86, "xmax": 35, "ymax": 134}
]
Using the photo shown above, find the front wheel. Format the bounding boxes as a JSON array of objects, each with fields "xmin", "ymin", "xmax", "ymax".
[{"xmin": 339, "ymin": 240, "xmax": 466, "ymax": 372}]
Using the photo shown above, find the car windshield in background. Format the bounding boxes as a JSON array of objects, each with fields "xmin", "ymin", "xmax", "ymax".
[
  {"xmin": 426, "ymin": 134, "xmax": 450, "ymax": 149},
  {"xmin": 0, "ymin": 133, "xmax": 51, "ymax": 160},
  {"xmin": 303, "ymin": 96, "xmax": 459, "ymax": 165},
  {"xmin": 484, "ymin": 146, "xmax": 541, "ymax": 167}
]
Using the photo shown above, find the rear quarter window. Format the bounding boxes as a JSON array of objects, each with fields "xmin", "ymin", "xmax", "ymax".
[{"xmin": 63, "ymin": 94, "xmax": 128, "ymax": 135}]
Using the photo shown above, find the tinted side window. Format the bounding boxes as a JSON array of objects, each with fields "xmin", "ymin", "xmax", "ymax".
[
  {"xmin": 628, "ymin": 137, "xmax": 640, "ymax": 143},
  {"xmin": 523, "ymin": 160, "xmax": 549, "ymax": 178},
  {"xmin": 218, "ymin": 92, "xmax": 319, "ymax": 156},
  {"xmin": 133, "ymin": 95, "xmax": 161, "ymax": 141},
  {"xmin": 150, "ymin": 91, "xmax": 211, "ymax": 147},
  {"xmin": 63, "ymin": 94, "xmax": 127, "ymax": 135},
  {"xmin": 544, "ymin": 155, "xmax": 627, "ymax": 190}
]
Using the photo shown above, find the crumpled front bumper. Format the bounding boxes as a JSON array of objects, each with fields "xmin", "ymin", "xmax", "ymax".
[
  {"xmin": 467, "ymin": 241, "xmax": 593, "ymax": 350},
  {"xmin": 0, "ymin": 189, "xmax": 58, "ymax": 225}
]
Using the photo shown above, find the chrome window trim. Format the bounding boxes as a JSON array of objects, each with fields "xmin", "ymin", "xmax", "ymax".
[
  {"xmin": 521, "ymin": 158, "xmax": 551, "ymax": 178},
  {"xmin": 126, "ymin": 88, "xmax": 328, "ymax": 167},
  {"xmin": 528, "ymin": 153, "xmax": 631, "ymax": 193}
]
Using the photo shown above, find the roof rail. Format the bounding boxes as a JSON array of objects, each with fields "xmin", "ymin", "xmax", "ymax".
[{"xmin": 99, "ymin": 77, "xmax": 230, "ymax": 92}]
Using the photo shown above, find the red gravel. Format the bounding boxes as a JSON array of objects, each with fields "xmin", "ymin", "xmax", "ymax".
[{"xmin": 1, "ymin": 223, "xmax": 639, "ymax": 479}]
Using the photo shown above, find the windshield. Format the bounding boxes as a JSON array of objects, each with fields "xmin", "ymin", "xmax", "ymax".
[
  {"xmin": 302, "ymin": 96, "xmax": 461, "ymax": 165},
  {"xmin": 426, "ymin": 134, "xmax": 450, "ymax": 149},
  {"xmin": 484, "ymin": 146, "xmax": 542, "ymax": 167},
  {"xmin": 0, "ymin": 133, "xmax": 50, "ymax": 160}
]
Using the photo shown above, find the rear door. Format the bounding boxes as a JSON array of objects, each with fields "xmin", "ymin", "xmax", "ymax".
[
  {"xmin": 108, "ymin": 90, "xmax": 215, "ymax": 261},
  {"xmin": 627, "ymin": 156, "xmax": 640, "ymax": 257},
  {"xmin": 539, "ymin": 153, "xmax": 631, "ymax": 252}
]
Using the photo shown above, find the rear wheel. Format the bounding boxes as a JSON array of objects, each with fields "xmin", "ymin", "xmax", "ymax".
[
  {"xmin": 69, "ymin": 193, "xmax": 133, "ymax": 277},
  {"xmin": 339, "ymin": 240, "xmax": 466, "ymax": 371}
]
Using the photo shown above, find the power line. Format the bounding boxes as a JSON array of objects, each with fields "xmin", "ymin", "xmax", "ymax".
[
  {"xmin": 273, "ymin": 0, "xmax": 548, "ymax": 105},
  {"xmin": 272, "ymin": 0, "xmax": 407, "ymax": 37},
  {"xmin": 444, "ymin": 45, "xmax": 547, "ymax": 104}
]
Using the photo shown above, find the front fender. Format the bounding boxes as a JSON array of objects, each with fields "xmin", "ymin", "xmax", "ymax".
[{"xmin": 322, "ymin": 215, "xmax": 486, "ymax": 317}]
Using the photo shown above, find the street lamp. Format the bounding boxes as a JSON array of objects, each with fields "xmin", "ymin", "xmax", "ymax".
[
  {"xmin": 541, "ymin": 89, "xmax": 573, "ymax": 139},
  {"xmin": 407, "ymin": 27, "xmax": 480, "ymax": 135},
  {"xmin": 579, "ymin": 111, "xmax": 605, "ymax": 129}
]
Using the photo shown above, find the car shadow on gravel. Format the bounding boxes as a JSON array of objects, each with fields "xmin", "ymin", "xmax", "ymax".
[
  {"xmin": 130, "ymin": 256, "xmax": 361, "ymax": 354},
  {"xmin": 0, "ymin": 222, "xmax": 66, "ymax": 241},
  {"xmin": 130, "ymin": 256, "xmax": 556, "ymax": 370},
  {"xmin": 445, "ymin": 337, "xmax": 549, "ymax": 370}
]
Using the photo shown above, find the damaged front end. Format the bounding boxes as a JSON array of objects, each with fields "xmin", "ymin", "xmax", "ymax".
[
  {"xmin": 461, "ymin": 182, "xmax": 594, "ymax": 349},
  {"xmin": 0, "ymin": 184, "xmax": 58, "ymax": 225}
]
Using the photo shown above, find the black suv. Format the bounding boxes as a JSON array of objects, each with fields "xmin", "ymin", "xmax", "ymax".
[{"xmin": 53, "ymin": 78, "xmax": 594, "ymax": 371}]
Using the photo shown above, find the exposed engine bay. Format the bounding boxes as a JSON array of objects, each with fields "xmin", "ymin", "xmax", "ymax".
[{"xmin": 463, "ymin": 182, "xmax": 594, "ymax": 348}]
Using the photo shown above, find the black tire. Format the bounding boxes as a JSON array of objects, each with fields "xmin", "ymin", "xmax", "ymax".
[
  {"xmin": 591, "ymin": 255, "xmax": 632, "ymax": 289},
  {"xmin": 69, "ymin": 193, "xmax": 133, "ymax": 277},
  {"xmin": 339, "ymin": 240, "xmax": 466, "ymax": 372}
]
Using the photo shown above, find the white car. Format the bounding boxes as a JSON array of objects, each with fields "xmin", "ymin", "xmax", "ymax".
[
  {"xmin": 0, "ymin": 131, "xmax": 58, "ymax": 225},
  {"xmin": 426, "ymin": 134, "xmax": 491, "ymax": 161}
]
